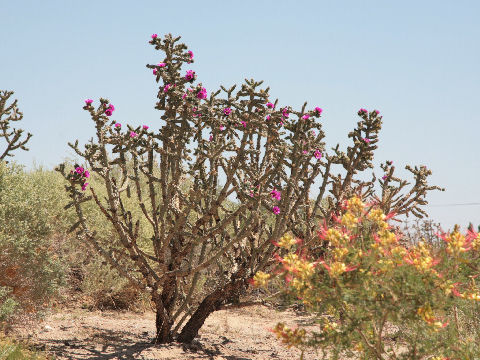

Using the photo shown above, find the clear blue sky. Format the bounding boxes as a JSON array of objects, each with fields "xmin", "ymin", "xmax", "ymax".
[{"xmin": 1, "ymin": 0, "xmax": 479, "ymax": 229}]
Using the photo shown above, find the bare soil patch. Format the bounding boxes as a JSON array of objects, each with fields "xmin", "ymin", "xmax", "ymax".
[{"xmin": 14, "ymin": 305, "xmax": 320, "ymax": 360}]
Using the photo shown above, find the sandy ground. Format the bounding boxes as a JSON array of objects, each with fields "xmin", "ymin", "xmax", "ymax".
[{"xmin": 14, "ymin": 305, "xmax": 322, "ymax": 360}]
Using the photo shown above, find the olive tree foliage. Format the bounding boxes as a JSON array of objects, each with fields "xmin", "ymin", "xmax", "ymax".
[{"xmin": 57, "ymin": 34, "xmax": 442, "ymax": 343}]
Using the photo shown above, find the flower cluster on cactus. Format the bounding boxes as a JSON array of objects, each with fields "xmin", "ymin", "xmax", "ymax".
[
  {"xmin": 68, "ymin": 165, "xmax": 90, "ymax": 191},
  {"xmin": 104, "ymin": 104, "xmax": 115, "ymax": 116}
]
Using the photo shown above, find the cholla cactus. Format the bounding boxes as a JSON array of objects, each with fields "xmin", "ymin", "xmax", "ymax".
[
  {"xmin": 0, "ymin": 91, "xmax": 32, "ymax": 161},
  {"xmin": 57, "ymin": 34, "xmax": 442, "ymax": 343}
]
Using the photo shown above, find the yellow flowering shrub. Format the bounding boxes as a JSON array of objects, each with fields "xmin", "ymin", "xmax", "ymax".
[{"xmin": 255, "ymin": 197, "xmax": 480, "ymax": 359}]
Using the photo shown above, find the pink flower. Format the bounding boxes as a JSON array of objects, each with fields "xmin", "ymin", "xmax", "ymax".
[
  {"xmin": 315, "ymin": 107, "xmax": 323, "ymax": 115},
  {"xmin": 314, "ymin": 150, "xmax": 322, "ymax": 160},
  {"xmin": 188, "ymin": 50, "xmax": 194, "ymax": 60},
  {"xmin": 266, "ymin": 102, "xmax": 274, "ymax": 109},
  {"xmin": 266, "ymin": 115, "xmax": 271, "ymax": 120},
  {"xmin": 153, "ymin": 69, "xmax": 157, "ymax": 75},
  {"xmin": 85, "ymin": 99, "xmax": 93, "ymax": 105},
  {"xmin": 302, "ymin": 114, "xmax": 310, "ymax": 120},
  {"xmin": 75, "ymin": 166, "xmax": 84, "ymax": 174},
  {"xmin": 358, "ymin": 108, "xmax": 368, "ymax": 114},
  {"xmin": 143, "ymin": 125, "xmax": 149, "ymax": 130},
  {"xmin": 104, "ymin": 104, "xmax": 115, "ymax": 116},
  {"xmin": 282, "ymin": 107, "xmax": 289, "ymax": 118},
  {"xmin": 83, "ymin": 170, "xmax": 90, "ymax": 178},
  {"xmin": 81, "ymin": 182, "xmax": 89, "ymax": 191},
  {"xmin": 272, "ymin": 206, "xmax": 280, "ymax": 215},
  {"xmin": 130, "ymin": 131, "xmax": 137, "ymax": 138},
  {"xmin": 223, "ymin": 107, "xmax": 232, "ymax": 116},
  {"xmin": 374, "ymin": 110, "xmax": 380, "ymax": 115},
  {"xmin": 151, "ymin": 34, "xmax": 158, "ymax": 39},
  {"xmin": 271, "ymin": 189, "xmax": 281, "ymax": 201},
  {"xmin": 220, "ymin": 125, "xmax": 225, "ymax": 131},
  {"xmin": 209, "ymin": 134, "xmax": 213, "ymax": 141},
  {"xmin": 310, "ymin": 130, "xmax": 316, "ymax": 136},
  {"xmin": 157, "ymin": 63, "xmax": 166, "ymax": 68},
  {"xmin": 197, "ymin": 87, "xmax": 207, "ymax": 99},
  {"xmin": 115, "ymin": 123, "xmax": 121, "ymax": 128},
  {"xmin": 241, "ymin": 121, "xmax": 246, "ymax": 128},
  {"xmin": 185, "ymin": 70, "xmax": 195, "ymax": 81},
  {"xmin": 303, "ymin": 150, "xmax": 308, "ymax": 155},
  {"xmin": 363, "ymin": 138, "xmax": 370, "ymax": 143},
  {"xmin": 382, "ymin": 175, "xmax": 388, "ymax": 180}
]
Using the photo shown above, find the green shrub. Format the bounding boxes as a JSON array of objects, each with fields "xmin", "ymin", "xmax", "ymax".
[
  {"xmin": 0, "ymin": 163, "xmax": 67, "ymax": 326},
  {"xmin": 0, "ymin": 160, "xmax": 149, "ymax": 318},
  {"xmin": 0, "ymin": 335, "xmax": 51, "ymax": 360}
]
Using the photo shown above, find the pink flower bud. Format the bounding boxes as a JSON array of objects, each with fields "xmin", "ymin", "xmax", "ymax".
[
  {"xmin": 302, "ymin": 114, "xmax": 310, "ymax": 120},
  {"xmin": 266, "ymin": 102, "xmax": 274, "ymax": 109},
  {"xmin": 188, "ymin": 50, "xmax": 194, "ymax": 60},
  {"xmin": 115, "ymin": 123, "xmax": 121, "ymax": 128},
  {"xmin": 272, "ymin": 206, "xmax": 280, "ymax": 215},
  {"xmin": 143, "ymin": 125, "xmax": 149, "ymax": 130},
  {"xmin": 151, "ymin": 34, "xmax": 158, "ymax": 39},
  {"xmin": 153, "ymin": 69, "xmax": 157, "ymax": 75},
  {"xmin": 130, "ymin": 131, "xmax": 137, "ymax": 138},
  {"xmin": 85, "ymin": 99, "xmax": 93, "ymax": 105},
  {"xmin": 223, "ymin": 107, "xmax": 232, "ymax": 116},
  {"xmin": 157, "ymin": 63, "xmax": 166, "ymax": 68},
  {"xmin": 315, "ymin": 107, "xmax": 323, "ymax": 114}
]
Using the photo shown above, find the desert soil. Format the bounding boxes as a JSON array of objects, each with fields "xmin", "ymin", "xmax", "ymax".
[{"xmin": 13, "ymin": 305, "xmax": 321, "ymax": 360}]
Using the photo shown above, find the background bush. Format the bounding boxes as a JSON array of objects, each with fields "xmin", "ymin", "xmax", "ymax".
[
  {"xmin": 0, "ymin": 163, "xmax": 67, "ymax": 327},
  {"xmin": 0, "ymin": 161, "xmax": 148, "ymax": 330}
]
